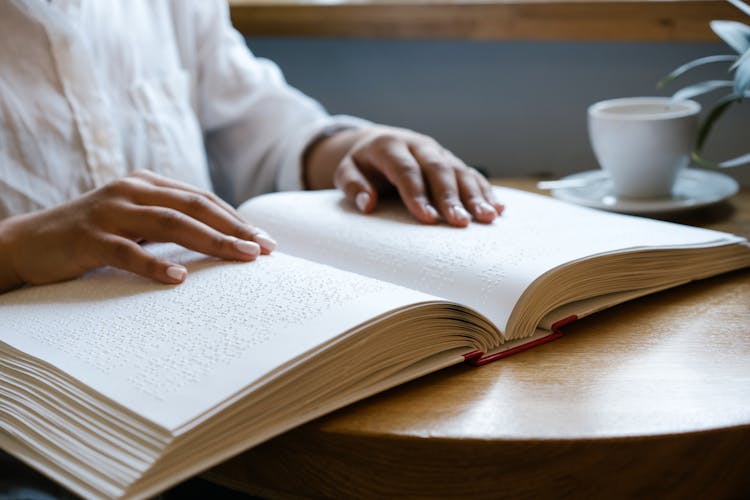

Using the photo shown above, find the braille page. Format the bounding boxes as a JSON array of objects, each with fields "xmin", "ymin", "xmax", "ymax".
[
  {"xmin": 0, "ymin": 246, "xmax": 437, "ymax": 431},
  {"xmin": 240, "ymin": 187, "xmax": 741, "ymax": 333}
]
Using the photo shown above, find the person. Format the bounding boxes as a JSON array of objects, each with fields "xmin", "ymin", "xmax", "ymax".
[{"xmin": 0, "ymin": 0, "xmax": 503, "ymax": 295}]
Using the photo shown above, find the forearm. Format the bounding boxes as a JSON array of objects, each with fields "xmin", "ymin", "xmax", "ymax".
[{"xmin": 0, "ymin": 216, "xmax": 25, "ymax": 293}]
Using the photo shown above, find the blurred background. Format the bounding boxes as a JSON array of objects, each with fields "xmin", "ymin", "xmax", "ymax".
[{"xmin": 247, "ymin": 38, "xmax": 749, "ymax": 185}]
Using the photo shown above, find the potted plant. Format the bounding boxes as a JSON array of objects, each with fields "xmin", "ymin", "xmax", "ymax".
[{"xmin": 659, "ymin": 0, "xmax": 750, "ymax": 168}]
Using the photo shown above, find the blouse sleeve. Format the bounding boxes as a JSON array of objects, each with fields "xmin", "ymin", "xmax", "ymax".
[{"xmin": 175, "ymin": 0, "xmax": 369, "ymax": 205}]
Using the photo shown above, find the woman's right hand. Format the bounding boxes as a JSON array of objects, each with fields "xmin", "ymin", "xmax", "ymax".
[{"xmin": 0, "ymin": 170, "xmax": 276, "ymax": 293}]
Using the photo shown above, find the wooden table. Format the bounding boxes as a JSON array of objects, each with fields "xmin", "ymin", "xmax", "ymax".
[
  {"xmin": 229, "ymin": 0, "xmax": 747, "ymax": 41},
  {"xmin": 207, "ymin": 179, "xmax": 750, "ymax": 498}
]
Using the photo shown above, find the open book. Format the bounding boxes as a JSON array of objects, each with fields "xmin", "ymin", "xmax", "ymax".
[{"xmin": 2, "ymin": 186, "xmax": 749, "ymax": 498}]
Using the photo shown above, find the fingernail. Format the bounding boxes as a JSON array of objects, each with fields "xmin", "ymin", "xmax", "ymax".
[
  {"xmin": 489, "ymin": 196, "xmax": 504, "ymax": 213},
  {"xmin": 355, "ymin": 192, "xmax": 370, "ymax": 212},
  {"xmin": 166, "ymin": 265, "xmax": 187, "ymax": 281},
  {"xmin": 478, "ymin": 202, "xmax": 496, "ymax": 216},
  {"xmin": 425, "ymin": 204, "xmax": 440, "ymax": 220},
  {"xmin": 449, "ymin": 205, "xmax": 471, "ymax": 222},
  {"xmin": 254, "ymin": 232, "xmax": 277, "ymax": 252},
  {"xmin": 234, "ymin": 239, "xmax": 261, "ymax": 256}
]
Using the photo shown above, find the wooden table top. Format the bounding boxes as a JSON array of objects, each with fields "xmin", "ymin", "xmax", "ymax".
[
  {"xmin": 208, "ymin": 178, "xmax": 750, "ymax": 498},
  {"xmin": 229, "ymin": 0, "xmax": 746, "ymax": 41}
]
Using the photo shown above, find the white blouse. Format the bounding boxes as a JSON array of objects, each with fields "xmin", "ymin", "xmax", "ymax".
[{"xmin": 0, "ymin": 0, "xmax": 366, "ymax": 218}]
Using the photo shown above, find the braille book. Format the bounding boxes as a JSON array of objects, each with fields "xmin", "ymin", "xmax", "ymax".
[{"xmin": 2, "ymin": 186, "xmax": 748, "ymax": 498}]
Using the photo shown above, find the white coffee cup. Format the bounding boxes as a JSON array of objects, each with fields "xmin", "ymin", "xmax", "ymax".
[{"xmin": 588, "ymin": 97, "xmax": 701, "ymax": 199}]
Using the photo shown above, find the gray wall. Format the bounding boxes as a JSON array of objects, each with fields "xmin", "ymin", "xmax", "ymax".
[{"xmin": 248, "ymin": 38, "xmax": 749, "ymax": 185}]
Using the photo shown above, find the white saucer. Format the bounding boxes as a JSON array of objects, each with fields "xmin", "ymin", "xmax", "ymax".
[{"xmin": 551, "ymin": 168, "xmax": 739, "ymax": 214}]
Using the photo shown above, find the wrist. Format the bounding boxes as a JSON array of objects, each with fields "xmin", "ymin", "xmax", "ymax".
[
  {"xmin": 303, "ymin": 125, "xmax": 366, "ymax": 190},
  {"xmin": 0, "ymin": 215, "xmax": 27, "ymax": 293}
]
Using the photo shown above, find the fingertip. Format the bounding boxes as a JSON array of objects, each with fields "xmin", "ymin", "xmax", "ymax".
[
  {"xmin": 486, "ymin": 194, "xmax": 504, "ymax": 215},
  {"xmin": 474, "ymin": 201, "xmax": 498, "ymax": 224},
  {"xmin": 355, "ymin": 191, "xmax": 372, "ymax": 213},
  {"xmin": 253, "ymin": 231, "xmax": 277, "ymax": 254},
  {"xmin": 165, "ymin": 265, "xmax": 187, "ymax": 283},
  {"xmin": 424, "ymin": 204, "xmax": 440, "ymax": 222},
  {"xmin": 448, "ymin": 205, "xmax": 471, "ymax": 228},
  {"xmin": 233, "ymin": 239, "xmax": 261, "ymax": 260},
  {"xmin": 411, "ymin": 202, "xmax": 439, "ymax": 225},
  {"xmin": 475, "ymin": 213, "xmax": 496, "ymax": 224}
]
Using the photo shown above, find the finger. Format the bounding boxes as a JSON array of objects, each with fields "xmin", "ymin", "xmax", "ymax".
[
  {"xmin": 93, "ymin": 234, "xmax": 188, "ymax": 285},
  {"xmin": 114, "ymin": 205, "xmax": 262, "ymax": 262},
  {"xmin": 456, "ymin": 168, "xmax": 498, "ymax": 224},
  {"xmin": 410, "ymin": 144, "xmax": 471, "ymax": 227},
  {"xmin": 360, "ymin": 137, "xmax": 440, "ymax": 224},
  {"xmin": 334, "ymin": 156, "xmax": 379, "ymax": 213},
  {"xmin": 129, "ymin": 184, "xmax": 277, "ymax": 254},
  {"xmin": 473, "ymin": 170, "xmax": 505, "ymax": 214},
  {"xmin": 125, "ymin": 170, "xmax": 277, "ymax": 255},
  {"xmin": 129, "ymin": 169, "xmax": 244, "ymax": 224}
]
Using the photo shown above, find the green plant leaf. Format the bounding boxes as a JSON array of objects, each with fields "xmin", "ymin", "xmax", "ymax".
[
  {"xmin": 710, "ymin": 21, "xmax": 750, "ymax": 53},
  {"xmin": 733, "ymin": 48, "xmax": 750, "ymax": 94},
  {"xmin": 657, "ymin": 55, "xmax": 738, "ymax": 88},
  {"xmin": 695, "ymin": 93, "xmax": 740, "ymax": 151},
  {"xmin": 728, "ymin": 0, "xmax": 750, "ymax": 16},
  {"xmin": 672, "ymin": 80, "xmax": 734, "ymax": 100}
]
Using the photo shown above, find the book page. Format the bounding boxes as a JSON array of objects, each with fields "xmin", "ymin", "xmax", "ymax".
[
  {"xmin": 240, "ymin": 187, "xmax": 742, "ymax": 333},
  {"xmin": 0, "ymin": 245, "xmax": 437, "ymax": 431}
]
